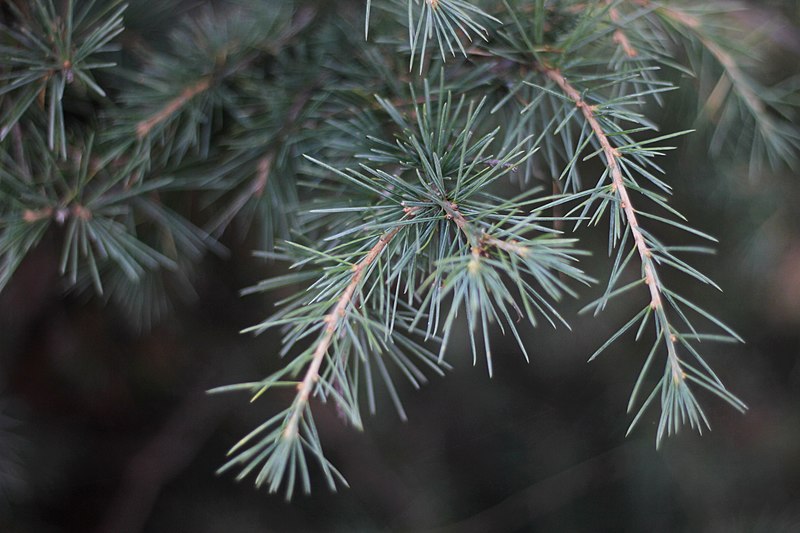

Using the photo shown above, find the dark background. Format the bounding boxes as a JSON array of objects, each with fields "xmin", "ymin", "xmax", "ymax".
[{"xmin": 2, "ymin": 2, "xmax": 800, "ymax": 532}]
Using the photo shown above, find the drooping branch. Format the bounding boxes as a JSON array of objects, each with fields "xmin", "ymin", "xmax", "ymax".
[
  {"xmin": 541, "ymin": 65, "xmax": 684, "ymax": 384},
  {"xmin": 282, "ymin": 224, "xmax": 405, "ymax": 440}
]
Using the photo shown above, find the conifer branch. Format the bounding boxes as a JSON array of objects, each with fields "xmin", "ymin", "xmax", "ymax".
[
  {"xmin": 640, "ymin": 1, "xmax": 799, "ymax": 168},
  {"xmin": 440, "ymin": 200, "xmax": 472, "ymax": 241},
  {"xmin": 252, "ymin": 154, "xmax": 273, "ymax": 198},
  {"xmin": 282, "ymin": 224, "xmax": 405, "ymax": 441},
  {"xmin": 541, "ymin": 65, "xmax": 683, "ymax": 385},
  {"xmin": 609, "ymin": 3, "xmax": 638, "ymax": 58},
  {"xmin": 135, "ymin": 78, "xmax": 211, "ymax": 139},
  {"xmin": 4, "ymin": 0, "xmax": 790, "ymax": 499},
  {"xmin": 653, "ymin": 3, "xmax": 766, "ymax": 119},
  {"xmin": 540, "ymin": 68, "xmax": 659, "ymax": 306},
  {"xmin": 206, "ymin": 152, "xmax": 274, "ymax": 237},
  {"xmin": 443, "ymin": 200, "xmax": 530, "ymax": 258}
]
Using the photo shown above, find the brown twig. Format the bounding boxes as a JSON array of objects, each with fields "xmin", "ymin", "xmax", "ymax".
[
  {"xmin": 481, "ymin": 234, "xmax": 530, "ymax": 258},
  {"xmin": 133, "ymin": 6, "xmax": 318, "ymax": 142},
  {"xmin": 541, "ymin": 65, "xmax": 683, "ymax": 384},
  {"xmin": 252, "ymin": 153, "xmax": 272, "ymax": 197},
  {"xmin": 135, "ymin": 78, "xmax": 211, "ymax": 139},
  {"xmin": 206, "ymin": 80, "xmax": 319, "ymax": 237},
  {"xmin": 206, "ymin": 153, "xmax": 274, "ymax": 236},
  {"xmin": 609, "ymin": 4, "xmax": 638, "ymax": 58},
  {"xmin": 22, "ymin": 204, "xmax": 92, "ymax": 224},
  {"xmin": 22, "ymin": 207, "xmax": 53, "ymax": 223},
  {"xmin": 440, "ymin": 201, "xmax": 530, "ymax": 259},
  {"xmin": 282, "ymin": 225, "xmax": 405, "ymax": 440}
]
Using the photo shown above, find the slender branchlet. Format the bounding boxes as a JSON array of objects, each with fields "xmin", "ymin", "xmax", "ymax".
[
  {"xmin": 282, "ymin": 224, "xmax": 405, "ymax": 441},
  {"xmin": 135, "ymin": 78, "xmax": 212, "ymax": 139},
  {"xmin": 542, "ymin": 65, "xmax": 684, "ymax": 386},
  {"xmin": 540, "ymin": 67, "xmax": 660, "ymax": 307},
  {"xmin": 608, "ymin": 2, "xmax": 638, "ymax": 58},
  {"xmin": 443, "ymin": 200, "xmax": 530, "ymax": 259}
]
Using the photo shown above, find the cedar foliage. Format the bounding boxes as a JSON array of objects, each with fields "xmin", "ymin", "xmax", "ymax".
[{"xmin": 1, "ymin": 0, "xmax": 797, "ymax": 498}]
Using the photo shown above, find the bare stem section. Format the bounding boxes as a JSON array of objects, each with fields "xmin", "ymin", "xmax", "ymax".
[
  {"xmin": 542, "ymin": 66, "xmax": 683, "ymax": 383},
  {"xmin": 282, "ymin": 225, "xmax": 404, "ymax": 440},
  {"xmin": 609, "ymin": 4, "xmax": 638, "ymax": 58},
  {"xmin": 136, "ymin": 78, "xmax": 211, "ymax": 139}
]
